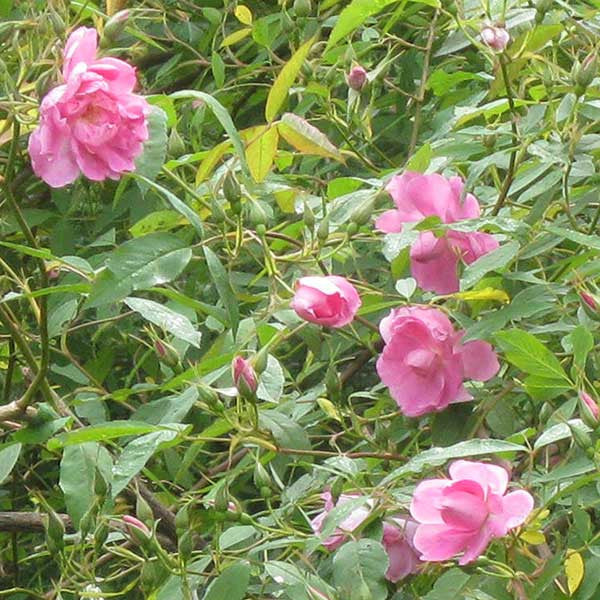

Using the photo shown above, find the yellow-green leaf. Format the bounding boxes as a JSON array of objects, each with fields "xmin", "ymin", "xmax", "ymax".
[
  {"xmin": 246, "ymin": 125, "xmax": 279, "ymax": 183},
  {"xmin": 565, "ymin": 550, "xmax": 584, "ymax": 596},
  {"xmin": 234, "ymin": 4, "xmax": 253, "ymax": 25},
  {"xmin": 196, "ymin": 140, "xmax": 231, "ymax": 185},
  {"xmin": 265, "ymin": 36, "xmax": 316, "ymax": 122},
  {"xmin": 221, "ymin": 28, "xmax": 252, "ymax": 48},
  {"xmin": 520, "ymin": 530, "xmax": 546, "ymax": 545},
  {"xmin": 452, "ymin": 288, "xmax": 510, "ymax": 303},
  {"xmin": 317, "ymin": 398, "xmax": 342, "ymax": 422},
  {"xmin": 277, "ymin": 113, "xmax": 343, "ymax": 161}
]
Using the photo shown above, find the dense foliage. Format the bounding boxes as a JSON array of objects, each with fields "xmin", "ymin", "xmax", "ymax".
[{"xmin": 2, "ymin": 0, "xmax": 600, "ymax": 598}]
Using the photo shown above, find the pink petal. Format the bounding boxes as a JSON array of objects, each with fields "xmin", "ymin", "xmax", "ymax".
[
  {"xmin": 410, "ymin": 479, "xmax": 451, "ymax": 524},
  {"xmin": 28, "ymin": 122, "xmax": 80, "ymax": 188},
  {"xmin": 412, "ymin": 523, "xmax": 474, "ymax": 562},
  {"xmin": 375, "ymin": 209, "xmax": 404, "ymax": 233},
  {"xmin": 382, "ymin": 522, "xmax": 421, "ymax": 582},
  {"xmin": 449, "ymin": 460, "xmax": 509, "ymax": 496},
  {"xmin": 90, "ymin": 57, "xmax": 137, "ymax": 94},
  {"xmin": 440, "ymin": 480, "xmax": 488, "ymax": 531},
  {"xmin": 63, "ymin": 27, "xmax": 98, "ymax": 79},
  {"xmin": 458, "ymin": 339, "xmax": 500, "ymax": 381},
  {"xmin": 492, "ymin": 490, "xmax": 534, "ymax": 534},
  {"xmin": 410, "ymin": 232, "xmax": 461, "ymax": 294},
  {"xmin": 449, "ymin": 231, "xmax": 499, "ymax": 265},
  {"xmin": 458, "ymin": 526, "xmax": 493, "ymax": 564}
]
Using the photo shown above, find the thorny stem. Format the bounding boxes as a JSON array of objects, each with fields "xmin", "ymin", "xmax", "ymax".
[
  {"xmin": 407, "ymin": 9, "xmax": 439, "ymax": 157},
  {"xmin": 491, "ymin": 56, "xmax": 520, "ymax": 216}
]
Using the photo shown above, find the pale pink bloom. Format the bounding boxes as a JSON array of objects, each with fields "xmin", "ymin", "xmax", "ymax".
[
  {"xmin": 376, "ymin": 306, "xmax": 499, "ymax": 417},
  {"xmin": 481, "ymin": 25, "xmax": 510, "ymax": 52},
  {"xmin": 410, "ymin": 460, "xmax": 534, "ymax": 565},
  {"xmin": 28, "ymin": 27, "xmax": 150, "ymax": 187},
  {"xmin": 382, "ymin": 518, "xmax": 422, "ymax": 582},
  {"xmin": 310, "ymin": 491, "xmax": 371, "ymax": 551},
  {"xmin": 291, "ymin": 276, "xmax": 361, "ymax": 328},
  {"xmin": 347, "ymin": 65, "xmax": 368, "ymax": 90},
  {"xmin": 376, "ymin": 172, "xmax": 498, "ymax": 294},
  {"xmin": 232, "ymin": 356, "xmax": 258, "ymax": 394}
]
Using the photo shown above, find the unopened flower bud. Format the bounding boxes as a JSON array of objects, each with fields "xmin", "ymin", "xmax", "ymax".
[
  {"xmin": 580, "ymin": 291, "xmax": 600, "ymax": 321},
  {"xmin": 168, "ymin": 127, "xmax": 186, "ymax": 157},
  {"xmin": 351, "ymin": 197, "xmax": 375, "ymax": 226},
  {"xmin": 48, "ymin": 11, "xmax": 66, "ymax": 36},
  {"xmin": 576, "ymin": 54, "xmax": 598, "ymax": 91},
  {"xmin": 154, "ymin": 340, "xmax": 180, "ymax": 367},
  {"xmin": 122, "ymin": 515, "xmax": 151, "ymax": 545},
  {"xmin": 317, "ymin": 215, "xmax": 329, "ymax": 243},
  {"xmin": 223, "ymin": 171, "xmax": 242, "ymax": 214},
  {"xmin": 347, "ymin": 65, "xmax": 368, "ymax": 91},
  {"xmin": 293, "ymin": 0, "xmax": 312, "ymax": 17},
  {"xmin": 175, "ymin": 505, "xmax": 190, "ymax": 534},
  {"xmin": 579, "ymin": 390, "xmax": 599, "ymax": 428},
  {"xmin": 43, "ymin": 508, "xmax": 66, "ymax": 554},
  {"xmin": 481, "ymin": 25, "xmax": 510, "ymax": 52},
  {"xmin": 253, "ymin": 461, "xmax": 272, "ymax": 490},
  {"xmin": 303, "ymin": 200, "xmax": 315, "ymax": 231},
  {"xmin": 214, "ymin": 485, "xmax": 231, "ymax": 513},
  {"xmin": 102, "ymin": 10, "xmax": 130, "ymax": 43},
  {"xmin": 535, "ymin": 0, "xmax": 553, "ymax": 22},
  {"xmin": 232, "ymin": 356, "xmax": 258, "ymax": 398}
]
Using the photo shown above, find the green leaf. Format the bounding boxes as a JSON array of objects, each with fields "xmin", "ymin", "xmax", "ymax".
[
  {"xmin": 170, "ymin": 90, "xmax": 247, "ymax": 174},
  {"xmin": 568, "ymin": 325, "xmax": 594, "ymax": 372},
  {"xmin": 106, "ymin": 233, "xmax": 191, "ymax": 291},
  {"xmin": 382, "ymin": 439, "xmax": 527, "ymax": 485},
  {"xmin": 423, "ymin": 568, "xmax": 472, "ymax": 600},
  {"xmin": 406, "ymin": 143, "xmax": 432, "ymax": 172},
  {"xmin": 460, "ymin": 241, "xmax": 520, "ymax": 290},
  {"xmin": 256, "ymin": 355, "xmax": 285, "ymax": 403},
  {"xmin": 265, "ymin": 36, "xmax": 315, "ymax": 122},
  {"xmin": 246, "ymin": 125, "xmax": 279, "ymax": 182},
  {"xmin": 124, "ymin": 297, "xmax": 202, "ymax": 347},
  {"xmin": 48, "ymin": 421, "xmax": 165, "ymax": 450},
  {"xmin": 534, "ymin": 419, "xmax": 590, "ymax": 450},
  {"xmin": 332, "ymin": 539, "xmax": 389, "ymax": 600},
  {"xmin": 134, "ymin": 175, "xmax": 204, "ymax": 239},
  {"xmin": 326, "ymin": 0, "xmax": 397, "ymax": 50},
  {"xmin": 84, "ymin": 269, "xmax": 134, "ymax": 309},
  {"xmin": 260, "ymin": 410, "xmax": 310, "ymax": 452},
  {"xmin": 203, "ymin": 561, "xmax": 251, "ymax": 600},
  {"xmin": 111, "ymin": 426, "xmax": 186, "ymax": 497},
  {"xmin": 135, "ymin": 105, "xmax": 168, "ymax": 185},
  {"xmin": 277, "ymin": 113, "xmax": 343, "ymax": 161},
  {"xmin": 129, "ymin": 210, "xmax": 187, "ymax": 237},
  {"xmin": 0, "ymin": 443, "xmax": 21, "ymax": 485},
  {"xmin": 131, "ymin": 387, "xmax": 198, "ymax": 425},
  {"xmin": 203, "ymin": 246, "xmax": 240, "ymax": 335},
  {"xmin": 59, "ymin": 442, "xmax": 112, "ymax": 527},
  {"xmin": 495, "ymin": 329, "xmax": 570, "ymax": 382},
  {"xmin": 545, "ymin": 225, "xmax": 600, "ymax": 250}
]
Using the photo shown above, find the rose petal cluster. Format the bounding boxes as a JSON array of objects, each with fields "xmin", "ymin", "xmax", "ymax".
[
  {"xmin": 28, "ymin": 27, "xmax": 150, "ymax": 188},
  {"xmin": 311, "ymin": 491, "xmax": 421, "ymax": 582},
  {"xmin": 376, "ymin": 172, "xmax": 499, "ymax": 294},
  {"xmin": 310, "ymin": 491, "xmax": 371, "ymax": 551},
  {"xmin": 291, "ymin": 275, "xmax": 361, "ymax": 328},
  {"xmin": 376, "ymin": 306, "xmax": 499, "ymax": 417},
  {"xmin": 382, "ymin": 518, "xmax": 421, "ymax": 582},
  {"xmin": 410, "ymin": 460, "xmax": 534, "ymax": 564}
]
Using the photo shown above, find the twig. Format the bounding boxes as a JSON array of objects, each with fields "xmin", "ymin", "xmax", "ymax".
[
  {"xmin": 407, "ymin": 9, "xmax": 439, "ymax": 157},
  {"xmin": 0, "ymin": 511, "xmax": 73, "ymax": 533}
]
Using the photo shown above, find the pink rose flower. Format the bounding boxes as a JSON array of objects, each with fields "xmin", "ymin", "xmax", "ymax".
[
  {"xmin": 310, "ymin": 491, "xmax": 372, "ymax": 551},
  {"xmin": 382, "ymin": 518, "xmax": 422, "ymax": 582},
  {"xmin": 232, "ymin": 356, "xmax": 258, "ymax": 395},
  {"xmin": 28, "ymin": 27, "xmax": 150, "ymax": 187},
  {"xmin": 376, "ymin": 306, "xmax": 499, "ymax": 417},
  {"xmin": 291, "ymin": 276, "xmax": 362, "ymax": 328},
  {"xmin": 481, "ymin": 25, "xmax": 510, "ymax": 52},
  {"xmin": 375, "ymin": 172, "xmax": 499, "ymax": 294},
  {"xmin": 410, "ymin": 460, "xmax": 534, "ymax": 565}
]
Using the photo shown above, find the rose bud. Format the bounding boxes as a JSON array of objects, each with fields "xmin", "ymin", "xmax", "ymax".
[
  {"xmin": 122, "ymin": 515, "xmax": 151, "ymax": 545},
  {"xmin": 579, "ymin": 390, "xmax": 599, "ymax": 428},
  {"xmin": 291, "ymin": 275, "xmax": 361, "ymax": 328},
  {"xmin": 347, "ymin": 65, "xmax": 368, "ymax": 91},
  {"xmin": 481, "ymin": 25, "xmax": 510, "ymax": 52},
  {"xmin": 580, "ymin": 291, "xmax": 600, "ymax": 321},
  {"xmin": 232, "ymin": 356, "xmax": 258, "ymax": 397}
]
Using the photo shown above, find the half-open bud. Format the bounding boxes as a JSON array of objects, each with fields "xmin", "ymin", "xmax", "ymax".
[
  {"xmin": 232, "ymin": 356, "xmax": 258, "ymax": 397},
  {"xmin": 347, "ymin": 65, "xmax": 368, "ymax": 91},
  {"xmin": 579, "ymin": 390, "xmax": 599, "ymax": 428},
  {"xmin": 481, "ymin": 24, "xmax": 510, "ymax": 52}
]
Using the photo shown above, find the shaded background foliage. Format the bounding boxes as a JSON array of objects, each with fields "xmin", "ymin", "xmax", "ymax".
[{"xmin": 2, "ymin": 0, "xmax": 600, "ymax": 598}]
